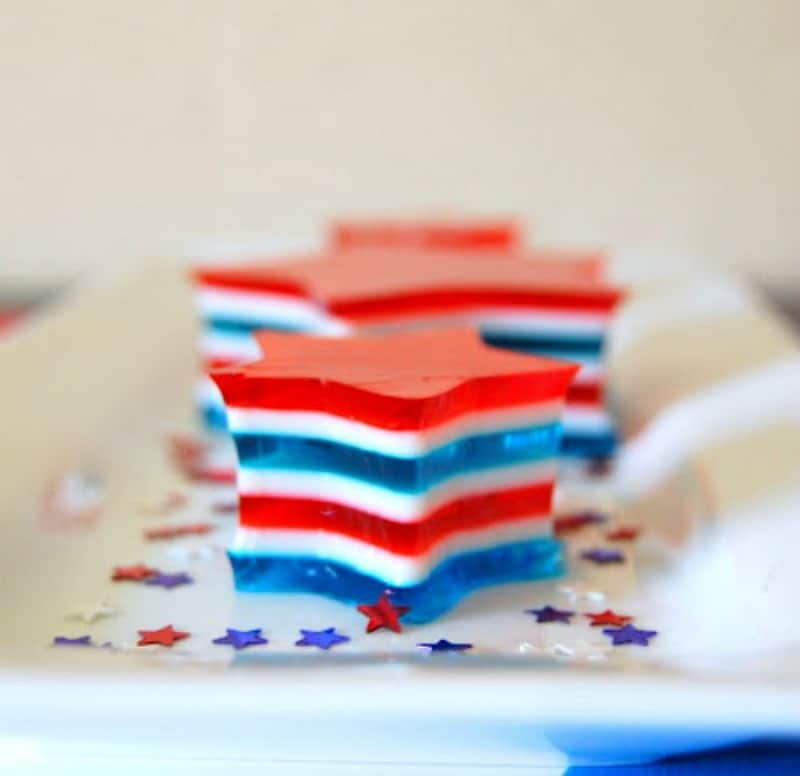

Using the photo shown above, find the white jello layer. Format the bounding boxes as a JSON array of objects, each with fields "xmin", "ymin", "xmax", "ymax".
[
  {"xmin": 237, "ymin": 461, "xmax": 556, "ymax": 523},
  {"xmin": 231, "ymin": 515, "xmax": 552, "ymax": 586},
  {"xmin": 358, "ymin": 308, "xmax": 610, "ymax": 337},
  {"xmin": 197, "ymin": 287, "xmax": 348, "ymax": 332},
  {"xmin": 227, "ymin": 403, "xmax": 562, "ymax": 458}
]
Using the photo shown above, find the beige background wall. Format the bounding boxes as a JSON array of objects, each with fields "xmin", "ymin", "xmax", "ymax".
[{"xmin": 1, "ymin": 0, "xmax": 798, "ymax": 291}]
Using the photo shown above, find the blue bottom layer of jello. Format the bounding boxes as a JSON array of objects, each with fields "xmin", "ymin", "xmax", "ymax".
[{"xmin": 229, "ymin": 536, "xmax": 564, "ymax": 623}]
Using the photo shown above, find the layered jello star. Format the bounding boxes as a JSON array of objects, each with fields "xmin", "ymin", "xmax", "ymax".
[
  {"xmin": 194, "ymin": 251, "xmax": 624, "ymax": 460},
  {"xmin": 211, "ymin": 327, "xmax": 578, "ymax": 622}
]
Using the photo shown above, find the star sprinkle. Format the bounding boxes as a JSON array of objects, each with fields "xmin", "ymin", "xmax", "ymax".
[
  {"xmin": 554, "ymin": 511, "xmax": 608, "ymax": 536},
  {"xmin": 602, "ymin": 624, "xmax": 658, "ymax": 647},
  {"xmin": 137, "ymin": 625, "xmax": 190, "ymax": 647},
  {"xmin": 550, "ymin": 639, "xmax": 613, "ymax": 663},
  {"xmin": 525, "ymin": 605, "xmax": 575, "ymax": 624},
  {"xmin": 139, "ymin": 490, "xmax": 187, "ymax": 516},
  {"xmin": 212, "ymin": 628, "xmax": 268, "ymax": 651},
  {"xmin": 417, "ymin": 639, "xmax": 473, "ymax": 653},
  {"xmin": 212, "ymin": 501, "xmax": 238, "ymax": 515},
  {"xmin": 557, "ymin": 581, "xmax": 606, "ymax": 603},
  {"xmin": 295, "ymin": 628, "xmax": 350, "ymax": 650},
  {"xmin": 165, "ymin": 543, "xmax": 217, "ymax": 563},
  {"xmin": 66, "ymin": 600, "xmax": 116, "ymax": 624},
  {"xmin": 581, "ymin": 548, "xmax": 626, "ymax": 565},
  {"xmin": 144, "ymin": 571, "xmax": 194, "ymax": 589},
  {"xmin": 357, "ymin": 592, "xmax": 410, "ymax": 634},
  {"xmin": 584, "ymin": 609, "xmax": 634, "ymax": 628},
  {"xmin": 144, "ymin": 523, "xmax": 214, "ymax": 541},
  {"xmin": 112, "ymin": 563, "xmax": 159, "ymax": 582},
  {"xmin": 606, "ymin": 525, "xmax": 641, "ymax": 542},
  {"xmin": 53, "ymin": 635, "xmax": 92, "ymax": 647}
]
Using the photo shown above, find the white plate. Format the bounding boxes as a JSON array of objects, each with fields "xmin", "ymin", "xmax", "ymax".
[{"xmin": 2, "ymin": 264, "xmax": 800, "ymax": 773}]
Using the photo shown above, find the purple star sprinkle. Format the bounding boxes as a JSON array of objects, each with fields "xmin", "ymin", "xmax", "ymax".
[
  {"xmin": 417, "ymin": 639, "xmax": 473, "ymax": 653},
  {"xmin": 581, "ymin": 548, "xmax": 626, "ymax": 565},
  {"xmin": 602, "ymin": 624, "xmax": 658, "ymax": 646},
  {"xmin": 144, "ymin": 571, "xmax": 194, "ymax": 589},
  {"xmin": 295, "ymin": 627, "xmax": 350, "ymax": 650},
  {"xmin": 525, "ymin": 605, "xmax": 575, "ymax": 624},
  {"xmin": 213, "ymin": 628, "xmax": 268, "ymax": 650},
  {"xmin": 53, "ymin": 635, "xmax": 92, "ymax": 647}
]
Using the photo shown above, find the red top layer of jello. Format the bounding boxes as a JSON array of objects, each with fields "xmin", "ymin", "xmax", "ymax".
[
  {"xmin": 211, "ymin": 327, "xmax": 578, "ymax": 430},
  {"xmin": 329, "ymin": 219, "xmax": 522, "ymax": 255},
  {"xmin": 194, "ymin": 252, "xmax": 622, "ymax": 319}
]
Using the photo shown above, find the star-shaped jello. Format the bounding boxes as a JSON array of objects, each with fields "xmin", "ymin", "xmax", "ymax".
[{"xmin": 211, "ymin": 327, "xmax": 576, "ymax": 622}]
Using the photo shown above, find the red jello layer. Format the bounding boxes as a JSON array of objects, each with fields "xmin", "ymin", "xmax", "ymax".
[
  {"xmin": 329, "ymin": 220, "xmax": 522, "ymax": 254},
  {"xmin": 239, "ymin": 481, "xmax": 554, "ymax": 556},
  {"xmin": 212, "ymin": 328, "xmax": 577, "ymax": 430}
]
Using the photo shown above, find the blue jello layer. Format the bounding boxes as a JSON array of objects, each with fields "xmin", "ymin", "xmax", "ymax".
[
  {"xmin": 232, "ymin": 423, "xmax": 561, "ymax": 493},
  {"xmin": 481, "ymin": 331, "xmax": 604, "ymax": 358},
  {"xmin": 229, "ymin": 536, "xmax": 563, "ymax": 623}
]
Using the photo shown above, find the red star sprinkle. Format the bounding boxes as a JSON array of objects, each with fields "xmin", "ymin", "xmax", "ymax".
[
  {"xmin": 137, "ymin": 625, "xmax": 190, "ymax": 647},
  {"xmin": 606, "ymin": 525, "xmax": 641, "ymax": 542},
  {"xmin": 357, "ymin": 592, "xmax": 410, "ymax": 634},
  {"xmin": 584, "ymin": 610, "xmax": 634, "ymax": 627},
  {"xmin": 112, "ymin": 563, "xmax": 159, "ymax": 582},
  {"xmin": 144, "ymin": 523, "xmax": 214, "ymax": 541}
]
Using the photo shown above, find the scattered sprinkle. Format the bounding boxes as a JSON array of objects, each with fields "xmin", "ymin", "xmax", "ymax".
[
  {"xmin": 137, "ymin": 625, "xmax": 190, "ymax": 647},
  {"xmin": 357, "ymin": 592, "xmax": 410, "ymax": 634},
  {"xmin": 525, "ymin": 605, "xmax": 575, "ymax": 624},
  {"xmin": 602, "ymin": 624, "xmax": 658, "ymax": 647},
  {"xmin": 144, "ymin": 572, "xmax": 194, "ymax": 590},
  {"xmin": 212, "ymin": 628, "xmax": 268, "ymax": 650},
  {"xmin": 66, "ymin": 600, "xmax": 116, "ymax": 624},
  {"xmin": 53, "ymin": 635, "xmax": 92, "ymax": 647},
  {"xmin": 295, "ymin": 628, "xmax": 350, "ymax": 650},
  {"xmin": 554, "ymin": 511, "xmax": 608, "ymax": 536},
  {"xmin": 583, "ymin": 610, "xmax": 634, "ymax": 628},
  {"xmin": 112, "ymin": 563, "xmax": 159, "ymax": 582},
  {"xmin": 581, "ymin": 548, "xmax": 626, "ymax": 565},
  {"xmin": 606, "ymin": 525, "xmax": 641, "ymax": 542},
  {"xmin": 417, "ymin": 639, "xmax": 473, "ymax": 653}
]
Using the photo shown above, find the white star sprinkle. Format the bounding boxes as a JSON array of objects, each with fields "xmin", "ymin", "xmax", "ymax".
[
  {"xmin": 66, "ymin": 600, "xmax": 117, "ymax": 624},
  {"xmin": 557, "ymin": 581, "xmax": 606, "ymax": 603},
  {"xmin": 165, "ymin": 543, "xmax": 219, "ymax": 562}
]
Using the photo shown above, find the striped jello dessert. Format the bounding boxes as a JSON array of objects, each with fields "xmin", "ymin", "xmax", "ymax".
[
  {"xmin": 210, "ymin": 328, "xmax": 578, "ymax": 622},
  {"xmin": 194, "ymin": 252, "xmax": 623, "ymax": 461}
]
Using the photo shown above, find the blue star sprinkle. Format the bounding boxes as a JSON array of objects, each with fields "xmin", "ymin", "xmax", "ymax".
[
  {"xmin": 602, "ymin": 624, "xmax": 658, "ymax": 646},
  {"xmin": 295, "ymin": 627, "xmax": 350, "ymax": 650},
  {"xmin": 525, "ymin": 605, "xmax": 575, "ymax": 624},
  {"xmin": 581, "ymin": 548, "xmax": 626, "ymax": 565},
  {"xmin": 417, "ymin": 639, "xmax": 473, "ymax": 653},
  {"xmin": 213, "ymin": 628, "xmax": 268, "ymax": 650},
  {"xmin": 144, "ymin": 571, "xmax": 194, "ymax": 589},
  {"xmin": 53, "ymin": 635, "xmax": 92, "ymax": 647}
]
